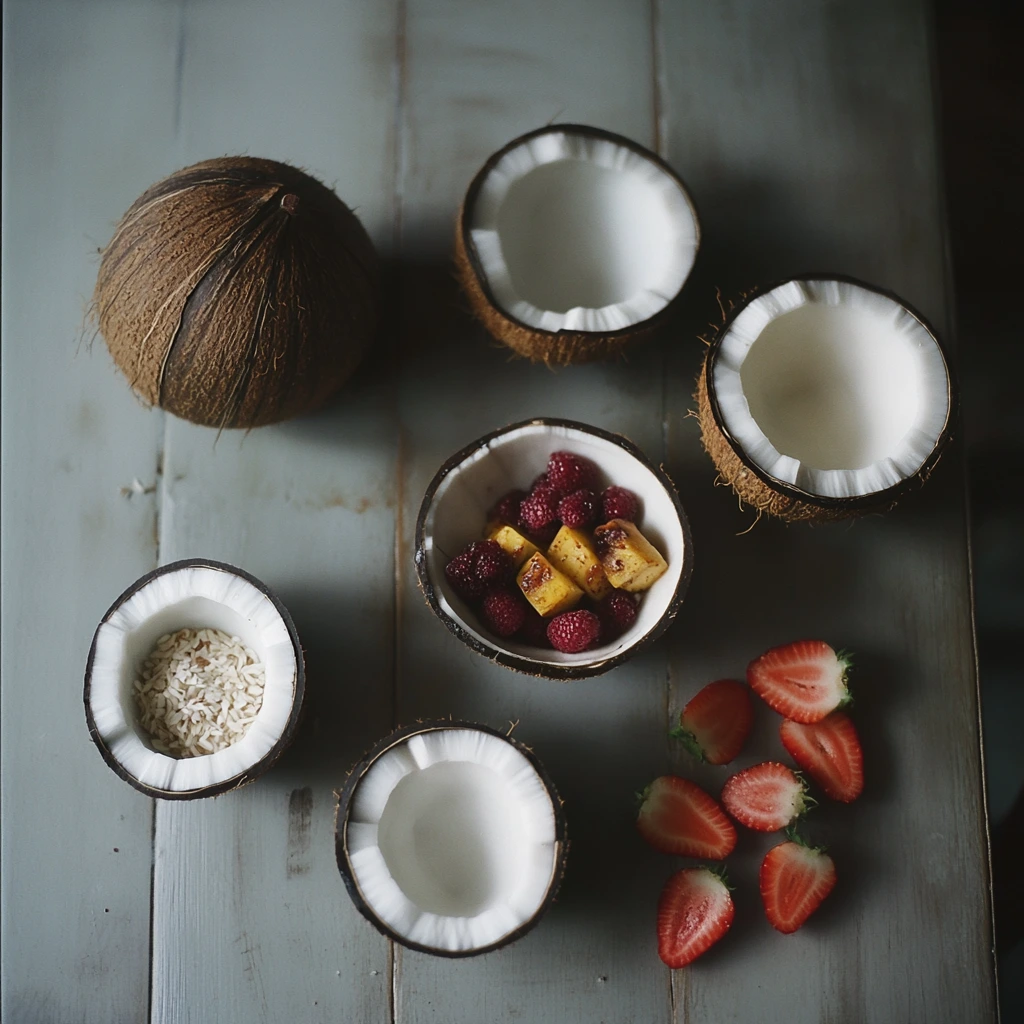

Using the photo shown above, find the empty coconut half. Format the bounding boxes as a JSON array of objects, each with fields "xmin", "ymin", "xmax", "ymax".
[
  {"xmin": 335, "ymin": 722, "xmax": 566, "ymax": 956},
  {"xmin": 84, "ymin": 559, "xmax": 304, "ymax": 798},
  {"xmin": 697, "ymin": 277, "xmax": 954, "ymax": 521},
  {"xmin": 415, "ymin": 418, "xmax": 693, "ymax": 680},
  {"xmin": 456, "ymin": 125, "xmax": 700, "ymax": 365}
]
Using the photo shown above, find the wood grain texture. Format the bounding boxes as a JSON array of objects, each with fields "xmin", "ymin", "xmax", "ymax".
[{"xmin": 148, "ymin": 2, "xmax": 399, "ymax": 1022}]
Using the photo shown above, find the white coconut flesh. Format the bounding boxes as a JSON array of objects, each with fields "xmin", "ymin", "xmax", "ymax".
[
  {"xmin": 87, "ymin": 565, "xmax": 298, "ymax": 793},
  {"xmin": 469, "ymin": 132, "xmax": 698, "ymax": 332},
  {"xmin": 712, "ymin": 280, "xmax": 950, "ymax": 498},
  {"xmin": 423, "ymin": 422, "xmax": 685, "ymax": 667},
  {"xmin": 346, "ymin": 729, "xmax": 559, "ymax": 952}
]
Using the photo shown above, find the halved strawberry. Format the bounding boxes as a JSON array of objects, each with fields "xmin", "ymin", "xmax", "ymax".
[
  {"xmin": 720, "ymin": 762, "xmax": 811, "ymax": 832},
  {"xmin": 780, "ymin": 711, "xmax": 864, "ymax": 802},
  {"xmin": 747, "ymin": 640, "xmax": 851, "ymax": 724},
  {"xmin": 760, "ymin": 834, "xmax": 836, "ymax": 933},
  {"xmin": 658, "ymin": 867, "xmax": 735, "ymax": 968},
  {"xmin": 670, "ymin": 679, "xmax": 753, "ymax": 765},
  {"xmin": 637, "ymin": 776, "xmax": 737, "ymax": 859}
]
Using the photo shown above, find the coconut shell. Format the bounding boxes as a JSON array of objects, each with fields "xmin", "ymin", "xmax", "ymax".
[
  {"xmin": 456, "ymin": 125, "xmax": 699, "ymax": 367},
  {"xmin": 94, "ymin": 157, "xmax": 378, "ymax": 428},
  {"xmin": 696, "ymin": 275, "xmax": 956, "ymax": 523}
]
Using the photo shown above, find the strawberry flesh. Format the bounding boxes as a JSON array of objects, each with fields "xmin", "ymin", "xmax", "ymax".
[
  {"xmin": 672, "ymin": 679, "xmax": 753, "ymax": 765},
  {"xmin": 780, "ymin": 711, "xmax": 864, "ymax": 802},
  {"xmin": 637, "ymin": 776, "xmax": 737, "ymax": 859},
  {"xmin": 658, "ymin": 868, "xmax": 735, "ymax": 968},
  {"xmin": 747, "ymin": 640, "xmax": 850, "ymax": 724},
  {"xmin": 760, "ymin": 839, "xmax": 836, "ymax": 933},
  {"xmin": 721, "ymin": 762, "xmax": 808, "ymax": 832}
]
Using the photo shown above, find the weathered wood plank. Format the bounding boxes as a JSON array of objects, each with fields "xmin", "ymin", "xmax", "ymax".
[
  {"xmin": 658, "ymin": 2, "xmax": 996, "ymax": 1021},
  {"xmin": 392, "ymin": 2, "xmax": 676, "ymax": 1021},
  {"xmin": 149, "ymin": 3, "xmax": 400, "ymax": 1022}
]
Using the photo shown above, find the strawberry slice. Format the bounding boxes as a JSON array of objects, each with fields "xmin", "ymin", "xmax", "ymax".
[
  {"xmin": 658, "ymin": 867, "xmax": 735, "ymax": 967},
  {"xmin": 780, "ymin": 711, "xmax": 864, "ymax": 802},
  {"xmin": 637, "ymin": 776, "xmax": 737, "ymax": 859},
  {"xmin": 720, "ymin": 762, "xmax": 811, "ymax": 832},
  {"xmin": 747, "ymin": 640, "xmax": 851, "ymax": 723},
  {"xmin": 670, "ymin": 679, "xmax": 753, "ymax": 765},
  {"xmin": 760, "ymin": 834, "xmax": 836, "ymax": 933}
]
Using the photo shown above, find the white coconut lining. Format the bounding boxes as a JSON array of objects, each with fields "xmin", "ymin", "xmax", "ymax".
[
  {"xmin": 422, "ymin": 423, "xmax": 686, "ymax": 669},
  {"xmin": 346, "ymin": 729, "xmax": 558, "ymax": 952},
  {"xmin": 469, "ymin": 131, "xmax": 698, "ymax": 333},
  {"xmin": 712, "ymin": 280, "xmax": 950, "ymax": 499},
  {"xmin": 87, "ymin": 565, "xmax": 298, "ymax": 793}
]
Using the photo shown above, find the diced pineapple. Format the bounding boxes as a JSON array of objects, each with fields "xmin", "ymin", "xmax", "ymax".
[
  {"xmin": 546, "ymin": 525, "xmax": 611, "ymax": 600},
  {"xmin": 593, "ymin": 518, "xmax": 668, "ymax": 592},
  {"xmin": 516, "ymin": 553, "xmax": 583, "ymax": 618},
  {"xmin": 485, "ymin": 521, "xmax": 539, "ymax": 569}
]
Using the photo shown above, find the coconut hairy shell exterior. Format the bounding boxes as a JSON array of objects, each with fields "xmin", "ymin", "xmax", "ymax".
[
  {"xmin": 94, "ymin": 157, "xmax": 378, "ymax": 428},
  {"xmin": 456, "ymin": 125, "xmax": 699, "ymax": 367},
  {"xmin": 696, "ymin": 275, "xmax": 956, "ymax": 523}
]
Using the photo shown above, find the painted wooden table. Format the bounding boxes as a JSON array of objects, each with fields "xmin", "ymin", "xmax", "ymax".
[{"xmin": 1, "ymin": 1, "xmax": 998, "ymax": 1021}]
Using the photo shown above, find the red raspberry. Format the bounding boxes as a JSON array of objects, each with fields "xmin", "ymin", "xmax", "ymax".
[
  {"xmin": 547, "ymin": 609, "xmax": 602, "ymax": 653},
  {"xmin": 596, "ymin": 591, "xmax": 638, "ymax": 639},
  {"xmin": 445, "ymin": 550, "xmax": 485, "ymax": 601},
  {"xmin": 517, "ymin": 612, "xmax": 552, "ymax": 648},
  {"xmin": 489, "ymin": 489, "xmax": 526, "ymax": 525},
  {"xmin": 520, "ymin": 486, "xmax": 561, "ymax": 535},
  {"xmin": 547, "ymin": 451, "xmax": 600, "ymax": 496},
  {"xmin": 482, "ymin": 589, "xmax": 528, "ymax": 638},
  {"xmin": 557, "ymin": 488, "xmax": 598, "ymax": 529},
  {"xmin": 530, "ymin": 472, "xmax": 551, "ymax": 492},
  {"xmin": 468, "ymin": 539, "xmax": 510, "ymax": 585},
  {"xmin": 601, "ymin": 485, "xmax": 640, "ymax": 522}
]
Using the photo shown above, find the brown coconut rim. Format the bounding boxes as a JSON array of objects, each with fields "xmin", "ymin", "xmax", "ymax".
[
  {"xmin": 83, "ymin": 557, "xmax": 306, "ymax": 800},
  {"xmin": 334, "ymin": 719, "xmax": 568, "ymax": 958},
  {"xmin": 697, "ymin": 274, "xmax": 957, "ymax": 523},
  {"xmin": 414, "ymin": 417, "xmax": 694, "ymax": 680},
  {"xmin": 455, "ymin": 125, "xmax": 701, "ymax": 366},
  {"xmin": 93, "ymin": 156, "xmax": 378, "ymax": 429}
]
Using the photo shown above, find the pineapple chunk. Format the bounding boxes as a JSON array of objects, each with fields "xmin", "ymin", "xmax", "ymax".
[
  {"xmin": 516, "ymin": 553, "xmax": 583, "ymax": 618},
  {"xmin": 485, "ymin": 521, "xmax": 538, "ymax": 569},
  {"xmin": 546, "ymin": 525, "xmax": 611, "ymax": 600},
  {"xmin": 593, "ymin": 518, "xmax": 668, "ymax": 592}
]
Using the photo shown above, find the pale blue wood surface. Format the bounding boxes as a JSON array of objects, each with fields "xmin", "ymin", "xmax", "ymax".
[{"xmin": 1, "ymin": 1, "xmax": 996, "ymax": 1022}]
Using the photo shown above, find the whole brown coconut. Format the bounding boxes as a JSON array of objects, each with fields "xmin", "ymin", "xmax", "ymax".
[{"xmin": 93, "ymin": 157, "xmax": 378, "ymax": 428}]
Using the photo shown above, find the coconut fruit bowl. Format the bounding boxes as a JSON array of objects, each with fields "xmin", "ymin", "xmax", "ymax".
[
  {"xmin": 697, "ymin": 276, "xmax": 955, "ymax": 522},
  {"xmin": 84, "ymin": 558, "xmax": 304, "ymax": 799},
  {"xmin": 335, "ymin": 721, "xmax": 566, "ymax": 957},
  {"xmin": 456, "ymin": 124, "xmax": 700, "ymax": 365},
  {"xmin": 415, "ymin": 418, "xmax": 693, "ymax": 680}
]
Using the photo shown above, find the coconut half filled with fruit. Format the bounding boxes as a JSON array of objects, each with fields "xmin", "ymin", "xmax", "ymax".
[
  {"xmin": 415, "ymin": 418, "xmax": 693, "ymax": 679},
  {"xmin": 457, "ymin": 125, "xmax": 700, "ymax": 365},
  {"xmin": 335, "ymin": 721, "xmax": 566, "ymax": 956},
  {"xmin": 697, "ymin": 277, "xmax": 954, "ymax": 521},
  {"xmin": 84, "ymin": 559, "xmax": 304, "ymax": 799}
]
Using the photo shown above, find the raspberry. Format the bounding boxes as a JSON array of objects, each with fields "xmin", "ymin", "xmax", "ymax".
[
  {"xmin": 601, "ymin": 485, "xmax": 640, "ymax": 522},
  {"xmin": 482, "ymin": 589, "xmax": 527, "ymax": 637},
  {"xmin": 518, "ymin": 612, "xmax": 552, "ymax": 648},
  {"xmin": 445, "ymin": 550, "xmax": 485, "ymax": 601},
  {"xmin": 529, "ymin": 521, "xmax": 560, "ymax": 546},
  {"xmin": 530, "ymin": 472, "xmax": 551, "ymax": 492},
  {"xmin": 547, "ymin": 451, "xmax": 600, "ymax": 496},
  {"xmin": 596, "ymin": 591, "xmax": 638, "ymax": 638},
  {"xmin": 468, "ymin": 539, "xmax": 510, "ymax": 585},
  {"xmin": 520, "ymin": 486, "xmax": 561, "ymax": 535},
  {"xmin": 489, "ymin": 489, "xmax": 526, "ymax": 525},
  {"xmin": 557, "ymin": 488, "xmax": 598, "ymax": 529},
  {"xmin": 547, "ymin": 609, "xmax": 602, "ymax": 653}
]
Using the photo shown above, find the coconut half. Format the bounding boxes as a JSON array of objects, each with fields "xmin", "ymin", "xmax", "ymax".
[
  {"xmin": 456, "ymin": 125, "xmax": 700, "ymax": 365},
  {"xmin": 84, "ymin": 558, "xmax": 304, "ymax": 799},
  {"xmin": 697, "ymin": 277, "xmax": 955, "ymax": 521},
  {"xmin": 335, "ymin": 721, "xmax": 566, "ymax": 957},
  {"xmin": 415, "ymin": 418, "xmax": 693, "ymax": 680}
]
